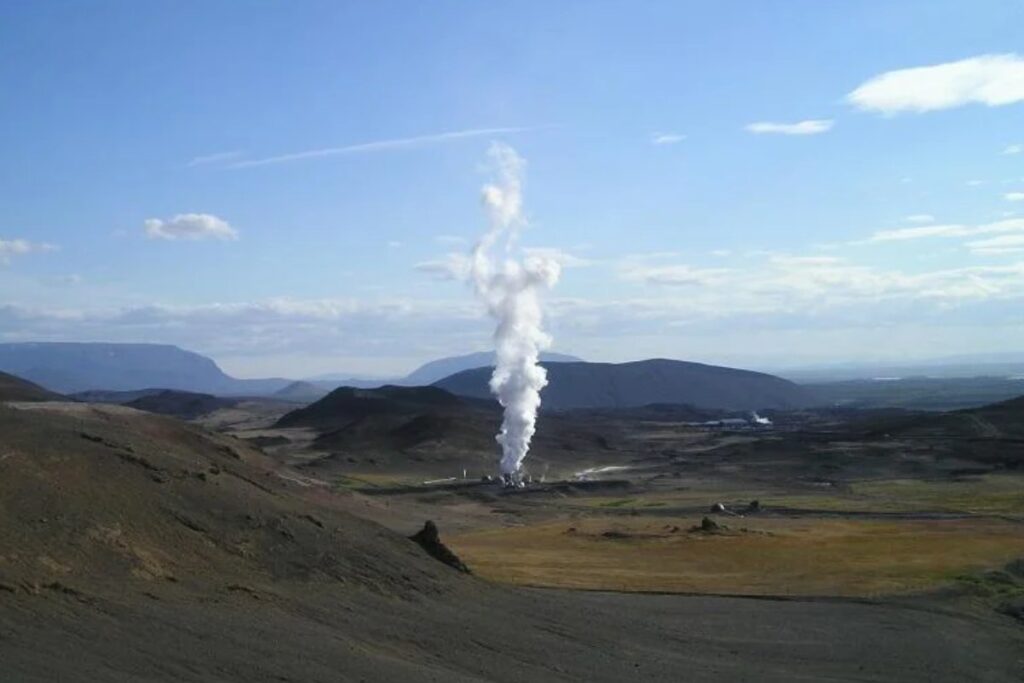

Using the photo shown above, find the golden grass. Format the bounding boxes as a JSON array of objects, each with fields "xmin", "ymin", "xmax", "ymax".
[
  {"xmin": 850, "ymin": 475, "xmax": 1024, "ymax": 514},
  {"xmin": 448, "ymin": 516, "xmax": 1024, "ymax": 597}
]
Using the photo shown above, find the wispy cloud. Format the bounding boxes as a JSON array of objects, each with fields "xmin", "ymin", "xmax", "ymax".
[
  {"xmin": 144, "ymin": 213, "xmax": 239, "ymax": 241},
  {"xmin": 1006, "ymin": 192, "xmax": 1024, "ymax": 202},
  {"xmin": 415, "ymin": 253, "xmax": 472, "ymax": 281},
  {"xmin": 651, "ymin": 132, "xmax": 686, "ymax": 145},
  {"xmin": 616, "ymin": 252, "xmax": 1024, "ymax": 311},
  {"xmin": 417, "ymin": 245, "xmax": 591, "ymax": 282},
  {"xmin": 619, "ymin": 262, "xmax": 732, "ymax": 286},
  {"xmin": 0, "ymin": 238, "xmax": 57, "ymax": 265},
  {"xmin": 904, "ymin": 214, "xmax": 935, "ymax": 224},
  {"xmin": 522, "ymin": 247, "xmax": 594, "ymax": 268},
  {"xmin": 867, "ymin": 218, "xmax": 1024, "ymax": 243},
  {"xmin": 186, "ymin": 150, "xmax": 243, "ymax": 167},
  {"xmin": 967, "ymin": 234, "xmax": 1024, "ymax": 255},
  {"xmin": 229, "ymin": 127, "xmax": 535, "ymax": 168},
  {"xmin": 847, "ymin": 53, "xmax": 1024, "ymax": 114},
  {"xmin": 1002, "ymin": 144, "xmax": 1022, "ymax": 155},
  {"xmin": 744, "ymin": 120, "xmax": 833, "ymax": 135}
]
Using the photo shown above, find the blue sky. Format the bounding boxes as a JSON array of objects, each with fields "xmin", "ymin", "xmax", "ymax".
[{"xmin": 2, "ymin": 1, "xmax": 1023, "ymax": 377}]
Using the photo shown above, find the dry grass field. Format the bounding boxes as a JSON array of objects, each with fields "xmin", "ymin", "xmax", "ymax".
[{"xmin": 449, "ymin": 515, "xmax": 1024, "ymax": 597}]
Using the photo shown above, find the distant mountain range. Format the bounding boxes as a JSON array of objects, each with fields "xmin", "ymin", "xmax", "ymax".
[
  {"xmin": 0, "ymin": 343, "xmax": 814, "ymax": 412},
  {"xmin": 0, "ymin": 343, "xmax": 583, "ymax": 397},
  {"xmin": 435, "ymin": 358, "xmax": 811, "ymax": 411},
  {"xmin": 775, "ymin": 352, "xmax": 1024, "ymax": 382},
  {"xmin": 22, "ymin": 342, "xmax": 1018, "ymax": 414},
  {"xmin": 0, "ymin": 342, "xmax": 291, "ymax": 395},
  {"xmin": 307, "ymin": 351, "xmax": 582, "ymax": 389}
]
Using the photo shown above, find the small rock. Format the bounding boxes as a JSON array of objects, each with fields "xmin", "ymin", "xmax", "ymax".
[{"xmin": 410, "ymin": 521, "xmax": 470, "ymax": 573}]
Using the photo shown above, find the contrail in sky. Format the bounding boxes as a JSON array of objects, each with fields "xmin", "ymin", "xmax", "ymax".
[{"xmin": 229, "ymin": 127, "xmax": 535, "ymax": 168}]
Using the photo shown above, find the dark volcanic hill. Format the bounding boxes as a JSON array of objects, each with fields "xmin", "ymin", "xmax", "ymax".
[
  {"xmin": 275, "ymin": 386, "xmax": 498, "ymax": 468},
  {"xmin": 277, "ymin": 385, "xmax": 465, "ymax": 429},
  {"xmin": 435, "ymin": 359, "xmax": 811, "ymax": 412},
  {"xmin": 124, "ymin": 389, "xmax": 239, "ymax": 420},
  {"xmin": 859, "ymin": 395, "xmax": 1024, "ymax": 441},
  {"xmin": 0, "ymin": 342, "xmax": 291, "ymax": 395},
  {"xmin": 70, "ymin": 388, "xmax": 164, "ymax": 404},
  {"xmin": 0, "ymin": 371, "xmax": 63, "ymax": 402},
  {"xmin": 275, "ymin": 385, "xmax": 618, "ymax": 474}
]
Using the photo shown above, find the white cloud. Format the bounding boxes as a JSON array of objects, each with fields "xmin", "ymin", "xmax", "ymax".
[
  {"xmin": 618, "ymin": 253, "xmax": 1024, "ymax": 311},
  {"xmin": 229, "ymin": 127, "xmax": 534, "ymax": 168},
  {"xmin": 522, "ymin": 247, "xmax": 594, "ymax": 268},
  {"xmin": 1002, "ymin": 144, "xmax": 1022, "ymax": 155},
  {"xmin": 7, "ymin": 255, "xmax": 1024, "ymax": 374},
  {"xmin": 417, "ymin": 246, "xmax": 590, "ymax": 282},
  {"xmin": 868, "ymin": 218, "xmax": 1024, "ymax": 243},
  {"xmin": 1006, "ymin": 192, "xmax": 1024, "ymax": 202},
  {"xmin": 904, "ymin": 214, "xmax": 935, "ymax": 224},
  {"xmin": 847, "ymin": 54, "xmax": 1024, "ymax": 114},
  {"xmin": 186, "ymin": 151, "xmax": 243, "ymax": 167},
  {"xmin": 144, "ymin": 213, "xmax": 239, "ymax": 241},
  {"xmin": 967, "ymin": 234, "xmax": 1024, "ymax": 255},
  {"xmin": 869, "ymin": 224, "xmax": 975, "ymax": 242},
  {"xmin": 0, "ymin": 238, "xmax": 56, "ymax": 265},
  {"xmin": 387, "ymin": 240, "xmax": 403, "ymax": 249},
  {"xmin": 769, "ymin": 255, "xmax": 844, "ymax": 267},
  {"xmin": 966, "ymin": 179, "xmax": 985, "ymax": 187},
  {"xmin": 619, "ymin": 263, "xmax": 732, "ymax": 286},
  {"xmin": 415, "ymin": 253, "xmax": 472, "ymax": 281},
  {"xmin": 744, "ymin": 120, "xmax": 833, "ymax": 135},
  {"xmin": 651, "ymin": 132, "xmax": 686, "ymax": 145}
]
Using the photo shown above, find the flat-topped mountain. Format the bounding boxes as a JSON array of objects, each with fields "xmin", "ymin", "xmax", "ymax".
[
  {"xmin": 435, "ymin": 358, "xmax": 812, "ymax": 412},
  {"xmin": 0, "ymin": 342, "xmax": 290, "ymax": 395}
]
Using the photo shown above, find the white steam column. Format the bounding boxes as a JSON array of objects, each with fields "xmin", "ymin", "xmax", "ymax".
[{"xmin": 470, "ymin": 143, "xmax": 560, "ymax": 481}]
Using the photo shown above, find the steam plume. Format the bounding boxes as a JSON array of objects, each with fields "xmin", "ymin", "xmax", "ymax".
[{"xmin": 470, "ymin": 143, "xmax": 560, "ymax": 476}]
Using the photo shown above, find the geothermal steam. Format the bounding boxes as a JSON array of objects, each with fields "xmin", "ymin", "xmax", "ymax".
[{"xmin": 470, "ymin": 143, "xmax": 560, "ymax": 476}]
